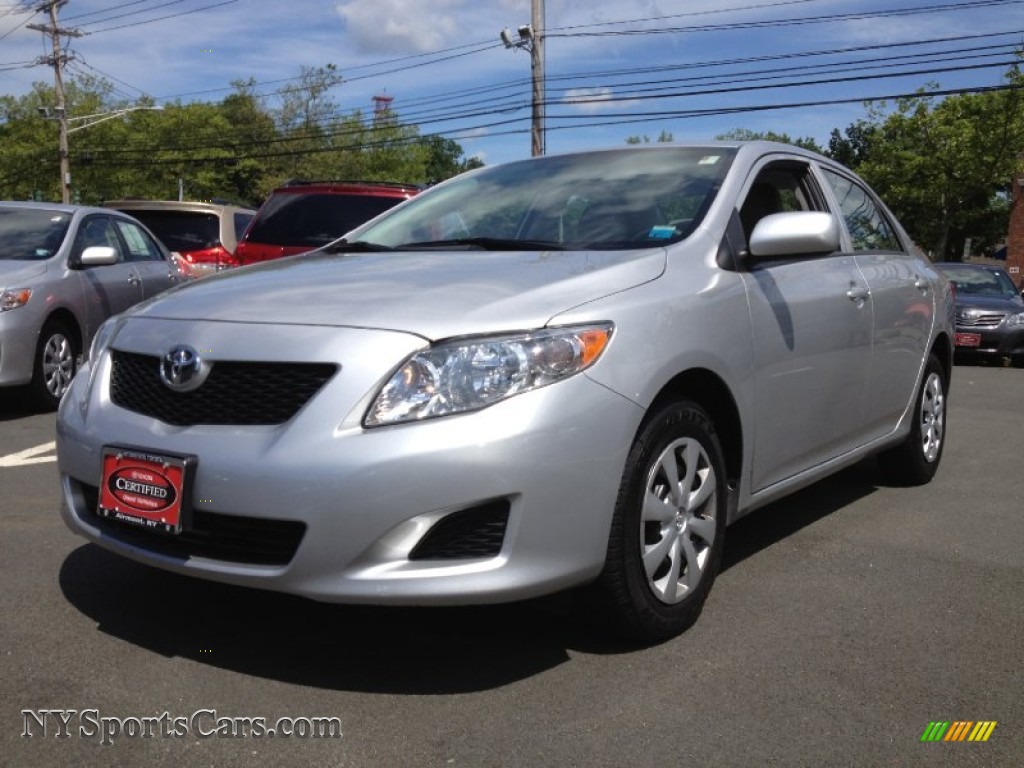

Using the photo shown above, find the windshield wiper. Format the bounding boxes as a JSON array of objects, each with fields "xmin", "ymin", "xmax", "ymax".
[
  {"xmin": 324, "ymin": 239, "xmax": 394, "ymax": 253},
  {"xmin": 398, "ymin": 237, "xmax": 566, "ymax": 251}
]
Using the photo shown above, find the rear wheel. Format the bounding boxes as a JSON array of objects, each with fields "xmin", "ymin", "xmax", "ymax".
[
  {"xmin": 30, "ymin": 321, "xmax": 78, "ymax": 411},
  {"xmin": 591, "ymin": 401, "xmax": 727, "ymax": 644},
  {"xmin": 879, "ymin": 353, "xmax": 946, "ymax": 485}
]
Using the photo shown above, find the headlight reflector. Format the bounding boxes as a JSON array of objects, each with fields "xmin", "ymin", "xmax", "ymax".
[{"xmin": 366, "ymin": 324, "xmax": 613, "ymax": 426}]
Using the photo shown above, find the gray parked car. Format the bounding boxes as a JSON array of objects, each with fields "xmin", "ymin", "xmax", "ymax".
[
  {"xmin": 0, "ymin": 202, "xmax": 183, "ymax": 410},
  {"xmin": 935, "ymin": 262, "xmax": 1024, "ymax": 366},
  {"xmin": 56, "ymin": 143, "xmax": 954, "ymax": 642}
]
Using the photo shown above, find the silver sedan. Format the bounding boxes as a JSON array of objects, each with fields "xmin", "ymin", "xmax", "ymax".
[
  {"xmin": 1, "ymin": 202, "xmax": 183, "ymax": 410},
  {"xmin": 56, "ymin": 143, "xmax": 954, "ymax": 642}
]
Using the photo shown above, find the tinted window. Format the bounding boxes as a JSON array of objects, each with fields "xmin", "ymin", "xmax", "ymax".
[
  {"xmin": 233, "ymin": 212, "xmax": 254, "ymax": 239},
  {"xmin": 246, "ymin": 193, "xmax": 405, "ymax": 247},
  {"xmin": 123, "ymin": 210, "xmax": 221, "ymax": 252},
  {"xmin": 0, "ymin": 208, "xmax": 72, "ymax": 261},
  {"xmin": 114, "ymin": 219, "xmax": 165, "ymax": 262},
  {"xmin": 822, "ymin": 169, "xmax": 902, "ymax": 251}
]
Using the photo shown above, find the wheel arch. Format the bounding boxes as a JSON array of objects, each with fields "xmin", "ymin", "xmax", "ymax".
[
  {"xmin": 40, "ymin": 307, "xmax": 83, "ymax": 354},
  {"xmin": 930, "ymin": 332, "xmax": 952, "ymax": 392},
  {"xmin": 646, "ymin": 368, "xmax": 743, "ymax": 490}
]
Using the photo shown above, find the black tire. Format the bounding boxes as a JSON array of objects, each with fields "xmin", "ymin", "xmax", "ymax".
[
  {"xmin": 29, "ymin": 320, "xmax": 79, "ymax": 412},
  {"xmin": 590, "ymin": 401, "xmax": 727, "ymax": 644},
  {"xmin": 878, "ymin": 353, "xmax": 946, "ymax": 486}
]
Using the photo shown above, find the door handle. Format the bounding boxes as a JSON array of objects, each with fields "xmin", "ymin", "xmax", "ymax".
[
  {"xmin": 846, "ymin": 285, "xmax": 870, "ymax": 302},
  {"xmin": 128, "ymin": 274, "xmax": 141, "ymax": 286},
  {"xmin": 914, "ymin": 277, "xmax": 931, "ymax": 291}
]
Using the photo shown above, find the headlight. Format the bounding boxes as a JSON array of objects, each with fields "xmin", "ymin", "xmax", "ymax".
[
  {"xmin": 0, "ymin": 288, "xmax": 32, "ymax": 312},
  {"xmin": 1007, "ymin": 311, "xmax": 1024, "ymax": 326},
  {"xmin": 365, "ymin": 323, "xmax": 614, "ymax": 426}
]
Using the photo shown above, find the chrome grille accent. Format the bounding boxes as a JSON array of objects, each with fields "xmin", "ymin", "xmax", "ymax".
[{"xmin": 956, "ymin": 310, "xmax": 1005, "ymax": 328}]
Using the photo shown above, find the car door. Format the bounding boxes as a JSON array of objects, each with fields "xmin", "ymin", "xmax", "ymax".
[
  {"xmin": 818, "ymin": 167, "xmax": 934, "ymax": 440},
  {"xmin": 71, "ymin": 214, "xmax": 143, "ymax": 332},
  {"xmin": 738, "ymin": 159, "xmax": 874, "ymax": 492},
  {"xmin": 111, "ymin": 216, "xmax": 181, "ymax": 298}
]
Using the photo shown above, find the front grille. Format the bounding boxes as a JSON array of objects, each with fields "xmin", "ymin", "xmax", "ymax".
[
  {"xmin": 80, "ymin": 483, "xmax": 305, "ymax": 566},
  {"xmin": 110, "ymin": 351, "xmax": 337, "ymax": 426},
  {"xmin": 957, "ymin": 310, "xmax": 1005, "ymax": 328},
  {"xmin": 409, "ymin": 500, "xmax": 510, "ymax": 560}
]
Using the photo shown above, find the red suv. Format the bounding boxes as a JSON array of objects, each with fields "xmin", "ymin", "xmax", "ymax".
[{"xmin": 234, "ymin": 180, "xmax": 420, "ymax": 265}]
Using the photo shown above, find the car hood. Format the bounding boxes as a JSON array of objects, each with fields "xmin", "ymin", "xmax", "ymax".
[
  {"xmin": 130, "ymin": 247, "xmax": 667, "ymax": 339},
  {"xmin": 0, "ymin": 260, "xmax": 48, "ymax": 287},
  {"xmin": 955, "ymin": 294, "xmax": 1024, "ymax": 312}
]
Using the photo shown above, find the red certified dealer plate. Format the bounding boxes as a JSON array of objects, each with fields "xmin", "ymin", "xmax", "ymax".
[
  {"xmin": 955, "ymin": 332, "xmax": 982, "ymax": 347},
  {"xmin": 98, "ymin": 447, "xmax": 195, "ymax": 534}
]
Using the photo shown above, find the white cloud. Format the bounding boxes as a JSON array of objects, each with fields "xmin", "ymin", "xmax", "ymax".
[
  {"xmin": 563, "ymin": 87, "xmax": 623, "ymax": 113},
  {"xmin": 335, "ymin": 0, "xmax": 465, "ymax": 54}
]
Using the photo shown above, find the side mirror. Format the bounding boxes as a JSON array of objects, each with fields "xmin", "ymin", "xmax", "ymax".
[
  {"xmin": 748, "ymin": 211, "xmax": 841, "ymax": 259},
  {"xmin": 79, "ymin": 245, "xmax": 119, "ymax": 266}
]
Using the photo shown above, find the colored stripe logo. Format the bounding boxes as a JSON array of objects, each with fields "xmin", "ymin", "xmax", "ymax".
[{"xmin": 921, "ymin": 721, "xmax": 997, "ymax": 742}]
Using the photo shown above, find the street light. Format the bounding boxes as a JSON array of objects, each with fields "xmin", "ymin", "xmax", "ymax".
[{"xmin": 38, "ymin": 105, "xmax": 164, "ymax": 203}]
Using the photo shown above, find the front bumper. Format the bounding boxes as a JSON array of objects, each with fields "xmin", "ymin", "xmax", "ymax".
[
  {"xmin": 953, "ymin": 323, "xmax": 1024, "ymax": 361},
  {"xmin": 57, "ymin": 320, "xmax": 643, "ymax": 605}
]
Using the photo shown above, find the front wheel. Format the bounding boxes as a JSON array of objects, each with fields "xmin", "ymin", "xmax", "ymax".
[
  {"xmin": 590, "ymin": 401, "xmax": 727, "ymax": 644},
  {"xmin": 30, "ymin": 321, "xmax": 79, "ymax": 412},
  {"xmin": 878, "ymin": 353, "xmax": 946, "ymax": 486}
]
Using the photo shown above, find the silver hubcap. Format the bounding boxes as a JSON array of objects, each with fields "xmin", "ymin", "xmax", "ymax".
[
  {"xmin": 42, "ymin": 332, "xmax": 75, "ymax": 398},
  {"xmin": 641, "ymin": 437, "xmax": 718, "ymax": 604},
  {"xmin": 920, "ymin": 371, "xmax": 944, "ymax": 463}
]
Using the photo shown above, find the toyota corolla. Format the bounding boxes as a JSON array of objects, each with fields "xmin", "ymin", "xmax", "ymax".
[{"xmin": 56, "ymin": 143, "xmax": 954, "ymax": 642}]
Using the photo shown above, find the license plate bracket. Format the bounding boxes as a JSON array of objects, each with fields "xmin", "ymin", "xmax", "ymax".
[
  {"xmin": 98, "ymin": 447, "xmax": 195, "ymax": 534},
  {"xmin": 955, "ymin": 332, "xmax": 982, "ymax": 347}
]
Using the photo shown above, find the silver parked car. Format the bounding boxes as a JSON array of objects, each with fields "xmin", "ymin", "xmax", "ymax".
[
  {"xmin": 0, "ymin": 202, "xmax": 184, "ymax": 410},
  {"xmin": 56, "ymin": 143, "xmax": 954, "ymax": 642}
]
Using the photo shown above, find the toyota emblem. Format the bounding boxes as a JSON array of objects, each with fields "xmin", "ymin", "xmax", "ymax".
[{"xmin": 159, "ymin": 345, "xmax": 209, "ymax": 392}]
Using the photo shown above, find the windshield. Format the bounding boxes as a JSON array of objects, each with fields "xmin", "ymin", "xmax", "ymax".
[
  {"xmin": 0, "ymin": 208, "xmax": 73, "ymax": 261},
  {"xmin": 352, "ymin": 147, "xmax": 735, "ymax": 251},
  {"xmin": 940, "ymin": 266, "xmax": 1019, "ymax": 299}
]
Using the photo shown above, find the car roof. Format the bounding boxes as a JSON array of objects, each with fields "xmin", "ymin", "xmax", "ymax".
[
  {"xmin": 103, "ymin": 199, "xmax": 256, "ymax": 214},
  {"xmin": 270, "ymin": 180, "xmax": 421, "ymax": 196},
  {"xmin": 0, "ymin": 200, "xmax": 117, "ymax": 216}
]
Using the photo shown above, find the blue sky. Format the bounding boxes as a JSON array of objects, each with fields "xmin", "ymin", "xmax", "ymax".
[{"xmin": 2, "ymin": 0, "xmax": 1022, "ymax": 167}]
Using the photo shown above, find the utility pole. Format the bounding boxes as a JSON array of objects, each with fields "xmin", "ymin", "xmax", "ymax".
[
  {"xmin": 29, "ymin": 1, "xmax": 82, "ymax": 204},
  {"xmin": 500, "ymin": 0, "xmax": 545, "ymax": 156},
  {"xmin": 530, "ymin": 0, "xmax": 545, "ymax": 157}
]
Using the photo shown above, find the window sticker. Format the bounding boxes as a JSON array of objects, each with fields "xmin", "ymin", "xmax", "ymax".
[
  {"xmin": 648, "ymin": 225, "xmax": 676, "ymax": 239},
  {"xmin": 698, "ymin": 156, "xmax": 721, "ymax": 165}
]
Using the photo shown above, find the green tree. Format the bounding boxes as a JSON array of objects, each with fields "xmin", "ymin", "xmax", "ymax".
[
  {"xmin": 856, "ymin": 74, "xmax": 1024, "ymax": 260},
  {"xmin": 825, "ymin": 119, "xmax": 877, "ymax": 169}
]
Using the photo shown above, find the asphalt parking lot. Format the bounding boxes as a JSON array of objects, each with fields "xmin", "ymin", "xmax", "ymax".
[{"xmin": 2, "ymin": 364, "xmax": 1022, "ymax": 767}]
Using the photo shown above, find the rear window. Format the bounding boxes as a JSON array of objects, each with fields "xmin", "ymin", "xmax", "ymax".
[
  {"xmin": 245, "ymin": 193, "xmax": 405, "ymax": 248},
  {"xmin": 123, "ymin": 211, "xmax": 221, "ymax": 252}
]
